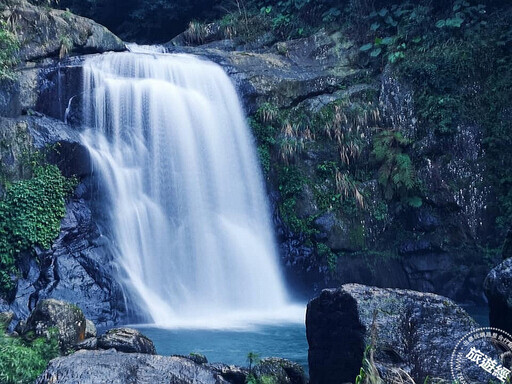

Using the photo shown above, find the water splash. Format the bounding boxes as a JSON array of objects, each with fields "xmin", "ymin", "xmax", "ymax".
[{"xmin": 80, "ymin": 49, "xmax": 300, "ymax": 328}]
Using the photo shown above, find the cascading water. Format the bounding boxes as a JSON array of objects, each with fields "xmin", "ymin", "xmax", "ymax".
[{"xmin": 81, "ymin": 47, "xmax": 300, "ymax": 328}]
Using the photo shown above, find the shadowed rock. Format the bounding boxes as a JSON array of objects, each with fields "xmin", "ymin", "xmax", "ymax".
[
  {"xmin": 484, "ymin": 257, "xmax": 512, "ymax": 335},
  {"xmin": 306, "ymin": 284, "xmax": 478, "ymax": 384}
]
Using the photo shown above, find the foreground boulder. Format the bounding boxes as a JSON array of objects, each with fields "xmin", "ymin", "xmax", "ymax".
[
  {"xmin": 484, "ymin": 257, "xmax": 512, "ymax": 334},
  {"xmin": 97, "ymin": 327, "xmax": 156, "ymax": 354},
  {"xmin": 306, "ymin": 284, "xmax": 477, "ymax": 384},
  {"xmin": 36, "ymin": 349, "xmax": 228, "ymax": 384},
  {"xmin": 254, "ymin": 357, "xmax": 307, "ymax": 384},
  {"xmin": 20, "ymin": 299, "xmax": 86, "ymax": 351}
]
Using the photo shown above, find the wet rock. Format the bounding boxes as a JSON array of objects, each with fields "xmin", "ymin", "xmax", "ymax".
[
  {"xmin": 0, "ymin": 78, "xmax": 21, "ymax": 117},
  {"xmin": 75, "ymin": 337, "xmax": 97, "ymax": 350},
  {"xmin": 36, "ymin": 349, "xmax": 229, "ymax": 384},
  {"xmin": 254, "ymin": 357, "xmax": 307, "ymax": 384},
  {"xmin": 97, "ymin": 327, "xmax": 156, "ymax": 355},
  {"xmin": 208, "ymin": 363, "xmax": 247, "ymax": 384},
  {"xmin": 484, "ymin": 257, "xmax": 512, "ymax": 334},
  {"xmin": 306, "ymin": 284, "xmax": 477, "ymax": 384},
  {"xmin": 85, "ymin": 319, "xmax": 96, "ymax": 338},
  {"xmin": 20, "ymin": 299, "xmax": 86, "ymax": 351}
]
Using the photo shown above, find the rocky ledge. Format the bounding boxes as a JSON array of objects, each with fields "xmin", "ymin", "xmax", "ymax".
[{"xmin": 4, "ymin": 0, "xmax": 124, "ymax": 63}]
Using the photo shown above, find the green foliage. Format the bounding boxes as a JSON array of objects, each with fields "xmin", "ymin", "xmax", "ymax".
[
  {"xmin": 247, "ymin": 351, "xmax": 261, "ymax": 373},
  {"xmin": 0, "ymin": 153, "xmax": 76, "ymax": 297},
  {"xmin": 0, "ymin": 327, "xmax": 59, "ymax": 384},
  {"xmin": 391, "ymin": 4, "xmax": 512, "ymax": 232},
  {"xmin": 0, "ymin": 21, "xmax": 19, "ymax": 80},
  {"xmin": 317, "ymin": 242, "xmax": 337, "ymax": 272},
  {"xmin": 371, "ymin": 130, "xmax": 419, "ymax": 204},
  {"xmin": 249, "ymin": 105, "xmax": 279, "ymax": 174}
]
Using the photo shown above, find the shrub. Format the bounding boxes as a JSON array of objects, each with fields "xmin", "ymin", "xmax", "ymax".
[
  {"xmin": 0, "ymin": 21, "xmax": 19, "ymax": 80},
  {"xmin": 0, "ymin": 327, "xmax": 59, "ymax": 384},
  {"xmin": 0, "ymin": 154, "xmax": 76, "ymax": 297}
]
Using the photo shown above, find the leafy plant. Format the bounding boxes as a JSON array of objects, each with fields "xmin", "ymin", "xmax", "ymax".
[
  {"xmin": 0, "ymin": 327, "xmax": 59, "ymax": 384},
  {"xmin": 59, "ymin": 35, "xmax": 73, "ymax": 59},
  {"xmin": 371, "ymin": 130, "xmax": 419, "ymax": 205},
  {"xmin": 247, "ymin": 351, "xmax": 261, "ymax": 373},
  {"xmin": 0, "ymin": 21, "xmax": 19, "ymax": 80},
  {"xmin": 0, "ymin": 152, "xmax": 76, "ymax": 297}
]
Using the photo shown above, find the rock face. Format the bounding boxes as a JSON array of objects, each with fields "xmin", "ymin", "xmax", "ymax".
[
  {"xmin": 166, "ymin": 30, "xmax": 363, "ymax": 115},
  {"xmin": 0, "ymin": 115, "xmax": 126, "ymax": 327},
  {"xmin": 20, "ymin": 299, "xmax": 86, "ymax": 351},
  {"xmin": 4, "ymin": 0, "xmax": 124, "ymax": 62},
  {"xmin": 97, "ymin": 327, "xmax": 156, "ymax": 355},
  {"xmin": 306, "ymin": 284, "xmax": 477, "ymax": 384},
  {"xmin": 484, "ymin": 257, "xmax": 512, "ymax": 334},
  {"xmin": 35, "ymin": 349, "xmax": 229, "ymax": 384}
]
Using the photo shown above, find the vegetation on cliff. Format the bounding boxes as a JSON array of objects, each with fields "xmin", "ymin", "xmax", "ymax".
[
  {"xmin": 0, "ymin": 20, "xmax": 19, "ymax": 79},
  {"xmin": 0, "ymin": 151, "xmax": 76, "ymax": 298}
]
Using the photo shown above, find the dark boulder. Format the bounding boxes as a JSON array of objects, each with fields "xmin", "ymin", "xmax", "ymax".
[
  {"xmin": 254, "ymin": 357, "xmax": 307, "ymax": 384},
  {"xmin": 208, "ymin": 363, "xmax": 247, "ymax": 384},
  {"xmin": 484, "ymin": 257, "xmax": 512, "ymax": 334},
  {"xmin": 75, "ymin": 337, "xmax": 98, "ymax": 351},
  {"xmin": 306, "ymin": 284, "xmax": 477, "ymax": 384},
  {"xmin": 35, "ymin": 349, "xmax": 229, "ymax": 384},
  {"xmin": 20, "ymin": 299, "xmax": 86, "ymax": 351},
  {"xmin": 97, "ymin": 327, "xmax": 156, "ymax": 355}
]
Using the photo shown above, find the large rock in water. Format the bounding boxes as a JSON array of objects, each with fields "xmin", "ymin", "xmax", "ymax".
[
  {"xmin": 97, "ymin": 327, "xmax": 156, "ymax": 354},
  {"xmin": 484, "ymin": 257, "xmax": 512, "ymax": 334},
  {"xmin": 20, "ymin": 299, "xmax": 86, "ymax": 351},
  {"xmin": 306, "ymin": 284, "xmax": 477, "ymax": 384},
  {"xmin": 35, "ymin": 349, "xmax": 229, "ymax": 384}
]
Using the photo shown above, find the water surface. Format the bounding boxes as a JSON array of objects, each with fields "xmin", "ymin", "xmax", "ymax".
[{"xmin": 134, "ymin": 323, "xmax": 309, "ymax": 372}]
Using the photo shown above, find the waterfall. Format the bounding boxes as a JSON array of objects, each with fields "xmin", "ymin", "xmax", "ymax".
[{"xmin": 80, "ymin": 48, "xmax": 299, "ymax": 328}]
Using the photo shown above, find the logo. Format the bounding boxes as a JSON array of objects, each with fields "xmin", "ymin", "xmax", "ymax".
[{"xmin": 451, "ymin": 327, "xmax": 512, "ymax": 383}]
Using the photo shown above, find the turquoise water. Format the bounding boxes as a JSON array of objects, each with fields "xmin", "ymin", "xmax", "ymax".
[{"xmin": 134, "ymin": 323, "xmax": 309, "ymax": 372}]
